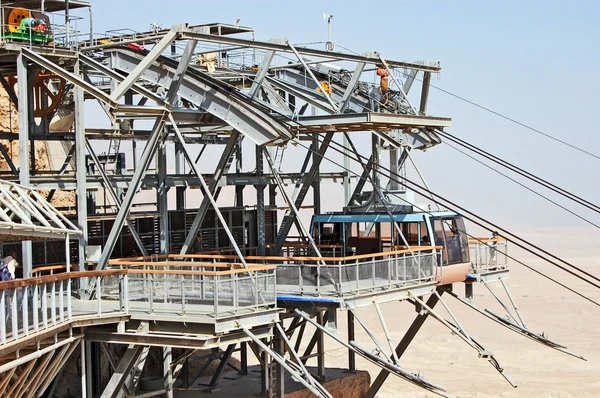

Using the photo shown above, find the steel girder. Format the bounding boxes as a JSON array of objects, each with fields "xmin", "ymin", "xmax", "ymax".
[{"xmin": 107, "ymin": 48, "xmax": 292, "ymax": 146}]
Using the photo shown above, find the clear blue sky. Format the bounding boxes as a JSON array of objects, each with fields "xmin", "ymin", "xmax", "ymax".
[{"xmin": 80, "ymin": 0, "xmax": 600, "ymax": 230}]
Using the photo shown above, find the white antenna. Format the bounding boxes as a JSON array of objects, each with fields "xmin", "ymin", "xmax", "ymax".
[{"xmin": 323, "ymin": 13, "xmax": 334, "ymax": 51}]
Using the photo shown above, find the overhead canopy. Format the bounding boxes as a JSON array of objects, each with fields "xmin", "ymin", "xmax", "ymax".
[{"xmin": 0, "ymin": 181, "xmax": 82, "ymax": 241}]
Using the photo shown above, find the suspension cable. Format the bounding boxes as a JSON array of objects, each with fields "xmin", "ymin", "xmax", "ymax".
[
  {"xmin": 442, "ymin": 139, "xmax": 600, "ymax": 230},
  {"xmin": 325, "ymin": 136, "xmax": 600, "ymax": 285},
  {"xmin": 291, "ymin": 136, "xmax": 600, "ymax": 307},
  {"xmin": 437, "ymin": 129, "xmax": 600, "ymax": 214}
]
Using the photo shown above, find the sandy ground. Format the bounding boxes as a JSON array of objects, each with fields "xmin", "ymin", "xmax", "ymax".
[{"xmin": 276, "ymin": 227, "xmax": 600, "ymax": 398}]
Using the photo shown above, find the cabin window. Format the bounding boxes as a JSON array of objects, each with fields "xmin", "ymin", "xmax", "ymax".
[
  {"xmin": 432, "ymin": 216, "xmax": 470, "ymax": 265},
  {"xmin": 396, "ymin": 221, "xmax": 430, "ymax": 246}
]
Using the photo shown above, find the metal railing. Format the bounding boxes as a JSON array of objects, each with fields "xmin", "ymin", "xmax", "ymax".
[
  {"xmin": 106, "ymin": 259, "xmax": 277, "ymax": 318},
  {"xmin": 273, "ymin": 249, "xmax": 437, "ymax": 297},
  {"xmin": 0, "ymin": 270, "xmax": 126, "ymax": 345},
  {"xmin": 163, "ymin": 248, "xmax": 438, "ymax": 298},
  {"xmin": 469, "ymin": 238, "xmax": 508, "ymax": 274},
  {"xmin": 0, "ymin": 263, "xmax": 277, "ymax": 346}
]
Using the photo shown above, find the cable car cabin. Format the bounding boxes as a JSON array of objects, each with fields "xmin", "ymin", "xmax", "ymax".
[{"xmin": 310, "ymin": 212, "xmax": 471, "ymax": 285}]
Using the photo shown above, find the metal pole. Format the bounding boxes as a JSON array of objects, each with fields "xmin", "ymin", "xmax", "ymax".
[
  {"xmin": 419, "ymin": 72, "xmax": 431, "ymax": 114},
  {"xmin": 75, "ymin": 61, "xmax": 88, "ymax": 278},
  {"xmin": 256, "ymin": 146, "xmax": 266, "ymax": 256},
  {"xmin": 157, "ymin": 131, "xmax": 169, "ymax": 254},
  {"xmin": 347, "ymin": 310, "xmax": 355, "ymax": 372},
  {"xmin": 65, "ymin": 0, "xmax": 70, "ymax": 46},
  {"xmin": 317, "ymin": 310, "xmax": 325, "ymax": 380},
  {"xmin": 364, "ymin": 291, "xmax": 442, "ymax": 398},
  {"xmin": 17, "ymin": 54, "xmax": 32, "ymax": 278},
  {"xmin": 80, "ymin": 341, "xmax": 87, "ymax": 398}
]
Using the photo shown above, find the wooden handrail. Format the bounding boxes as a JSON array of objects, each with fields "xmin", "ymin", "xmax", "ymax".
[
  {"xmin": 0, "ymin": 264, "xmax": 277, "ymax": 290},
  {"xmin": 31, "ymin": 264, "xmax": 81, "ymax": 275},
  {"xmin": 107, "ymin": 246, "xmax": 438, "ymax": 264},
  {"xmin": 0, "ymin": 269, "xmax": 127, "ymax": 290},
  {"xmin": 468, "ymin": 238, "xmax": 507, "ymax": 244}
]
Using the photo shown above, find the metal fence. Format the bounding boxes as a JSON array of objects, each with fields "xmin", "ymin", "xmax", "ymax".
[
  {"xmin": 105, "ymin": 260, "xmax": 277, "ymax": 319},
  {"xmin": 0, "ymin": 271, "xmax": 124, "ymax": 345},
  {"xmin": 0, "ymin": 264, "xmax": 276, "ymax": 346},
  {"xmin": 469, "ymin": 239, "xmax": 508, "ymax": 274},
  {"xmin": 274, "ymin": 249, "xmax": 436, "ymax": 297}
]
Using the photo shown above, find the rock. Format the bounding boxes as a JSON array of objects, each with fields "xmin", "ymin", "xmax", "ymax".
[{"xmin": 285, "ymin": 370, "xmax": 370, "ymax": 398}]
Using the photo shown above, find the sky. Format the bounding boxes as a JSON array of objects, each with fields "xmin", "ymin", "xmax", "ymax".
[{"xmin": 75, "ymin": 0, "xmax": 600, "ymax": 234}]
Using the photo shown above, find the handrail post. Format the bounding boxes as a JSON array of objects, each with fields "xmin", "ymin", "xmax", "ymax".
[
  {"xmin": 59, "ymin": 281, "xmax": 64, "ymax": 323},
  {"xmin": 33, "ymin": 284, "xmax": 40, "ymax": 331},
  {"xmin": 51, "ymin": 282, "xmax": 56, "ymax": 326},
  {"xmin": 338, "ymin": 261, "xmax": 343, "ymax": 296},
  {"xmin": 23, "ymin": 285, "xmax": 29, "ymax": 336},
  {"xmin": 0, "ymin": 290, "xmax": 6, "ymax": 343},
  {"xmin": 181, "ymin": 274, "xmax": 186, "ymax": 315},
  {"xmin": 12, "ymin": 289, "xmax": 18, "ymax": 338},
  {"xmin": 123, "ymin": 273, "xmax": 129, "ymax": 314},
  {"xmin": 233, "ymin": 273, "xmax": 239, "ymax": 310},
  {"xmin": 96, "ymin": 276, "xmax": 102, "ymax": 316},
  {"xmin": 371, "ymin": 257, "xmax": 376, "ymax": 291},
  {"xmin": 42, "ymin": 283, "xmax": 48, "ymax": 329},
  {"xmin": 67, "ymin": 279, "xmax": 72, "ymax": 319},
  {"xmin": 213, "ymin": 275, "xmax": 219, "ymax": 318}
]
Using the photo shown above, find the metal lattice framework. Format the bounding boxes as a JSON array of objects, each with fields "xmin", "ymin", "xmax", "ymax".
[{"xmin": 0, "ymin": 180, "xmax": 81, "ymax": 241}]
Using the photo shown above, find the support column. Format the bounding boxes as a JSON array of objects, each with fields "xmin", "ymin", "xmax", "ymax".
[
  {"xmin": 347, "ymin": 310, "xmax": 356, "ymax": 372},
  {"xmin": 17, "ymin": 54, "xmax": 32, "ymax": 277},
  {"xmin": 388, "ymin": 147, "xmax": 399, "ymax": 191},
  {"xmin": 75, "ymin": 61, "xmax": 88, "ymax": 277},
  {"xmin": 175, "ymin": 142, "xmax": 185, "ymax": 209},
  {"xmin": 260, "ymin": 339, "xmax": 269, "ymax": 395},
  {"xmin": 317, "ymin": 310, "xmax": 325, "ymax": 380},
  {"xmin": 256, "ymin": 146, "xmax": 266, "ymax": 256},
  {"xmin": 157, "ymin": 131, "xmax": 169, "ymax": 254},
  {"xmin": 312, "ymin": 135, "xmax": 321, "ymax": 215},
  {"xmin": 274, "ymin": 326, "xmax": 285, "ymax": 398},
  {"xmin": 80, "ymin": 341, "xmax": 87, "ymax": 398},
  {"xmin": 420, "ymin": 72, "xmax": 431, "ymax": 114},
  {"xmin": 364, "ymin": 291, "xmax": 443, "ymax": 398},
  {"xmin": 235, "ymin": 137, "xmax": 244, "ymax": 207},
  {"xmin": 163, "ymin": 346, "xmax": 173, "ymax": 398}
]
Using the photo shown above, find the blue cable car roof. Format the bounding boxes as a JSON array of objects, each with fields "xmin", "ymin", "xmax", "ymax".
[{"xmin": 311, "ymin": 211, "xmax": 458, "ymax": 224}]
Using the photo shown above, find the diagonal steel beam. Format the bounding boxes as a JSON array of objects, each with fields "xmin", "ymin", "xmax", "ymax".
[
  {"xmin": 0, "ymin": 143, "xmax": 18, "ymax": 175},
  {"xmin": 21, "ymin": 48, "xmax": 117, "ymax": 107},
  {"xmin": 364, "ymin": 291, "xmax": 442, "ymax": 398},
  {"xmin": 0, "ymin": 72, "xmax": 18, "ymax": 109},
  {"xmin": 109, "ymin": 29, "xmax": 179, "ymax": 102},
  {"xmin": 339, "ymin": 62, "xmax": 366, "ymax": 113},
  {"xmin": 8, "ymin": 359, "xmax": 36, "ymax": 398},
  {"xmin": 272, "ymin": 132, "xmax": 334, "ymax": 254},
  {"xmin": 95, "ymin": 114, "xmax": 167, "ymax": 271},
  {"xmin": 78, "ymin": 53, "xmax": 167, "ymax": 107},
  {"xmin": 170, "ymin": 115, "xmax": 248, "ymax": 268},
  {"xmin": 97, "ymin": 37, "xmax": 195, "ymax": 270},
  {"xmin": 85, "ymin": 139, "xmax": 149, "ymax": 256},
  {"xmin": 264, "ymin": 150, "xmax": 323, "ymax": 259},
  {"xmin": 100, "ymin": 345, "xmax": 145, "ymax": 398},
  {"xmin": 180, "ymin": 131, "xmax": 240, "ymax": 254},
  {"xmin": 19, "ymin": 351, "xmax": 53, "ymax": 398},
  {"xmin": 35, "ymin": 339, "xmax": 82, "ymax": 396}
]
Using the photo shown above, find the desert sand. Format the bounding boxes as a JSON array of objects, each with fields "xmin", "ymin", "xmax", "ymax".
[{"xmin": 298, "ymin": 227, "xmax": 600, "ymax": 398}]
